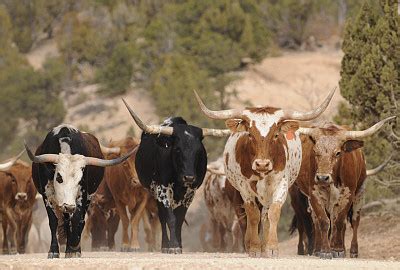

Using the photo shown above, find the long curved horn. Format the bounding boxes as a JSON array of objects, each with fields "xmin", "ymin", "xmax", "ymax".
[
  {"xmin": 366, "ymin": 155, "xmax": 392, "ymax": 176},
  {"xmin": 24, "ymin": 143, "xmax": 59, "ymax": 164},
  {"xmin": 122, "ymin": 99, "xmax": 173, "ymax": 135},
  {"xmin": 344, "ymin": 116, "xmax": 396, "ymax": 139},
  {"xmin": 193, "ymin": 90, "xmax": 242, "ymax": 120},
  {"xmin": 207, "ymin": 166, "xmax": 225, "ymax": 176},
  {"xmin": 84, "ymin": 146, "xmax": 136, "ymax": 167},
  {"xmin": 0, "ymin": 150, "xmax": 25, "ymax": 171},
  {"xmin": 202, "ymin": 128, "xmax": 231, "ymax": 137},
  {"xmin": 283, "ymin": 87, "xmax": 336, "ymax": 121},
  {"xmin": 298, "ymin": 127, "xmax": 314, "ymax": 136},
  {"xmin": 100, "ymin": 144, "xmax": 121, "ymax": 154}
]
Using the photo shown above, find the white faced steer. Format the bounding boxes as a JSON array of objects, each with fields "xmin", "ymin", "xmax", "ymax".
[
  {"xmin": 194, "ymin": 88, "xmax": 335, "ymax": 257},
  {"xmin": 25, "ymin": 124, "xmax": 134, "ymax": 258}
]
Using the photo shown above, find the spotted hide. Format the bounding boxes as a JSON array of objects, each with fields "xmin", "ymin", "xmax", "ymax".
[
  {"xmin": 27, "ymin": 124, "xmax": 134, "ymax": 258},
  {"xmin": 203, "ymin": 158, "xmax": 243, "ymax": 252},
  {"xmin": 295, "ymin": 117, "xmax": 393, "ymax": 259},
  {"xmin": 134, "ymin": 117, "xmax": 207, "ymax": 254},
  {"xmin": 193, "ymin": 88, "xmax": 335, "ymax": 257}
]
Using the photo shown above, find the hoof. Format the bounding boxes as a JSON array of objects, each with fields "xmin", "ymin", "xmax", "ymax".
[
  {"xmin": 47, "ymin": 252, "xmax": 60, "ymax": 259},
  {"xmin": 319, "ymin": 252, "xmax": 333, "ymax": 259},
  {"xmin": 261, "ymin": 249, "xmax": 279, "ymax": 258},
  {"xmin": 350, "ymin": 252, "xmax": 358, "ymax": 258},
  {"xmin": 161, "ymin": 248, "xmax": 169, "ymax": 253},
  {"xmin": 167, "ymin": 248, "xmax": 182, "ymax": 254},
  {"xmin": 121, "ymin": 246, "xmax": 130, "ymax": 252},
  {"xmin": 65, "ymin": 252, "xmax": 81, "ymax": 258},
  {"xmin": 314, "ymin": 251, "xmax": 320, "ymax": 257},
  {"xmin": 248, "ymin": 251, "xmax": 261, "ymax": 258},
  {"xmin": 129, "ymin": 247, "xmax": 140, "ymax": 252},
  {"xmin": 332, "ymin": 251, "xmax": 345, "ymax": 258}
]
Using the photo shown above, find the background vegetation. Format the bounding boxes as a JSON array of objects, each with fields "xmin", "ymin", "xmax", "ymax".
[
  {"xmin": 0, "ymin": 0, "xmax": 398, "ymax": 243},
  {"xmin": 0, "ymin": 0, "xmax": 367, "ymax": 155},
  {"xmin": 336, "ymin": 0, "xmax": 399, "ymax": 201}
]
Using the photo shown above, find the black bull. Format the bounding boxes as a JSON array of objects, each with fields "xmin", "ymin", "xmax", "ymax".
[{"xmin": 135, "ymin": 117, "xmax": 207, "ymax": 254}]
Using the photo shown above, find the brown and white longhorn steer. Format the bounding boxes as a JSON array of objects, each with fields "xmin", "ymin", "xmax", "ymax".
[
  {"xmin": 0, "ymin": 160, "xmax": 37, "ymax": 254},
  {"xmin": 194, "ymin": 89, "xmax": 335, "ymax": 257},
  {"xmin": 296, "ymin": 117, "xmax": 394, "ymax": 259}
]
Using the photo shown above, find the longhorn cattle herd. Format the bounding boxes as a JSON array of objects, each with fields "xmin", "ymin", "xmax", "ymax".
[{"xmin": 0, "ymin": 88, "xmax": 395, "ymax": 261}]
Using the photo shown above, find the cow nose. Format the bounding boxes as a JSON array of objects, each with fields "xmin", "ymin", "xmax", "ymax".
[
  {"xmin": 183, "ymin": 175, "xmax": 195, "ymax": 182},
  {"xmin": 15, "ymin": 193, "xmax": 27, "ymax": 201},
  {"xmin": 253, "ymin": 159, "xmax": 272, "ymax": 172},
  {"xmin": 61, "ymin": 203, "xmax": 76, "ymax": 214},
  {"xmin": 316, "ymin": 174, "xmax": 331, "ymax": 182}
]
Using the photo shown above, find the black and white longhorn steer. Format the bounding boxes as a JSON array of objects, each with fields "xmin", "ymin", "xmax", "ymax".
[
  {"xmin": 123, "ymin": 99, "xmax": 229, "ymax": 254},
  {"xmin": 25, "ymin": 124, "xmax": 134, "ymax": 258}
]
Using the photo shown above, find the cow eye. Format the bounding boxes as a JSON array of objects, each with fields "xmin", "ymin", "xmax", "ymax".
[
  {"xmin": 274, "ymin": 133, "xmax": 279, "ymax": 139},
  {"xmin": 56, "ymin": 174, "xmax": 63, "ymax": 183},
  {"xmin": 335, "ymin": 151, "xmax": 341, "ymax": 157}
]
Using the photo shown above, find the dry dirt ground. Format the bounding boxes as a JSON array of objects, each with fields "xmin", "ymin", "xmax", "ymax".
[
  {"xmin": 2, "ymin": 213, "xmax": 400, "ymax": 270},
  {"xmin": 0, "ymin": 252, "xmax": 399, "ymax": 270}
]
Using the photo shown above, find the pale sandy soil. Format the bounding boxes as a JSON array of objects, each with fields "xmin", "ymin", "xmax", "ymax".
[
  {"xmin": 228, "ymin": 49, "xmax": 343, "ymax": 120},
  {"xmin": 0, "ymin": 252, "xmax": 399, "ymax": 270}
]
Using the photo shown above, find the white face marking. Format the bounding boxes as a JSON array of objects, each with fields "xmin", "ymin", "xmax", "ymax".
[
  {"xmin": 162, "ymin": 117, "xmax": 173, "ymax": 126},
  {"xmin": 59, "ymin": 138, "xmax": 71, "ymax": 154},
  {"xmin": 242, "ymin": 110, "xmax": 284, "ymax": 137},
  {"xmin": 52, "ymin": 124, "xmax": 78, "ymax": 135},
  {"xmin": 224, "ymin": 119, "xmax": 302, "ymax": 208},
  {"xmin": 53, "ymin": 154, "xmax": 86, "ymax": 207},
  {"xmin": 184, "ymin": 131, "xmax": 194, "ymax": 138}
]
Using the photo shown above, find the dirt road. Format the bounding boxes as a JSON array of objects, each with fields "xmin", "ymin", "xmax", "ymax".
[{"xmin": 0, "ymin": 252, "xmax": 398, "ymax": 270}]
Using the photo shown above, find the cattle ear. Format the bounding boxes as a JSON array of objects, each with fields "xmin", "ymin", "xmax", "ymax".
[
  {"xmin": 225, "ymin": 119, "xmax": 247, "ymax": 132},
  {"xmin": 342, "ymin": 140, "xmax": 364, "ymax": 152}
]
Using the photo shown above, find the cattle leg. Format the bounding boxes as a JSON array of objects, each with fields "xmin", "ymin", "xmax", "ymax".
[
  {"xmin": 170, "ymin": 206, "xmax": 187, "ymax": 254},
  {"xmin": 129, "ymin": 194, "xmax": 148, "ymax": 252},
  {"xmin": 65, "ymin": 205, "xmax": 86, "ymax": 258},
  {"xmin": 310, "ymin": 195, "xmax": 331, "ymax": 259},
  {"xmin": 157, "ymin": 203, "xmax": 170, "ymax": 252},
  {"xmin": 350, "ymin": 187, "xmax": 364, "ymax": 258},
  {"xmin": 262, "ymin": 202, "xmax": 282, "ymax": 258},
  {"xmin": 350, "ymin": 208, "xmax": 360, "ymax": 258},
  {"xmin": 5, "ymin": 209, "xmax": 17, "ymax": 255},
  {"xmin": 45, "ymin": 205, "xmax": 60, "ymax": 258},
  {"xmin": 210, "ymin": 218, "xmax": 221, "ymax": 251},
  {"xmin": 142, "ymin": 210, "xmax": 155, "ymax": 252},
  {"xmin": 331, "ymin": 201, "xmax": 352, "ymax": 258},
  {"xmin": 17, "ymin": 212, "xmax": 32, "ymax": 254},
  {"xmin": 115, "ymin": 200, "xmax": 130, "ymax": 252},
  {"xmin": 2, "ymin": 216, "xmax": 9, "ymax": 254},
  {"xmin": 231, "ymin": 219, "xmax": 242, "ymax": 252},
  {"xmin": 107, "ymin": 212, "xmax": 120, "ymax": 251},
  {"xmin": 243, "ymin": 202, "xmax": 261, "ymax": 257},
  {"xmin": 310, "ymin": 207, "xmax": 321, "ymax": 256},
  {"xmin": 218, "ymin": 223, "xmax": 227, "ymax": 252}
]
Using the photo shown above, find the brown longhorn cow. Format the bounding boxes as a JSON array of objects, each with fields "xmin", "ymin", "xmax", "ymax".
[
  {"xmin": 0, "ymin": 157, "xmax": 37, "ymax": 254},
  {"xmin": 85, "ymin": 179, "xmax": 119, "ymax": 251},
  {"xmin": 202, "ymin": 158, "xmax": 243, "ymax": 252},
  {"xmin": 295, "ymin": 117, "xmax": 394, "ymax": 259},
  {"xmin": 194, "ymin": 88, "xmax": 335, "ymax": 257},
  {"xmin": 289, "ymin": 154, "xmax": 391, "ymax": 256},
  {"xmin": 103, "ymin": 137, "xmax": 160, "ymax": 252}
]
